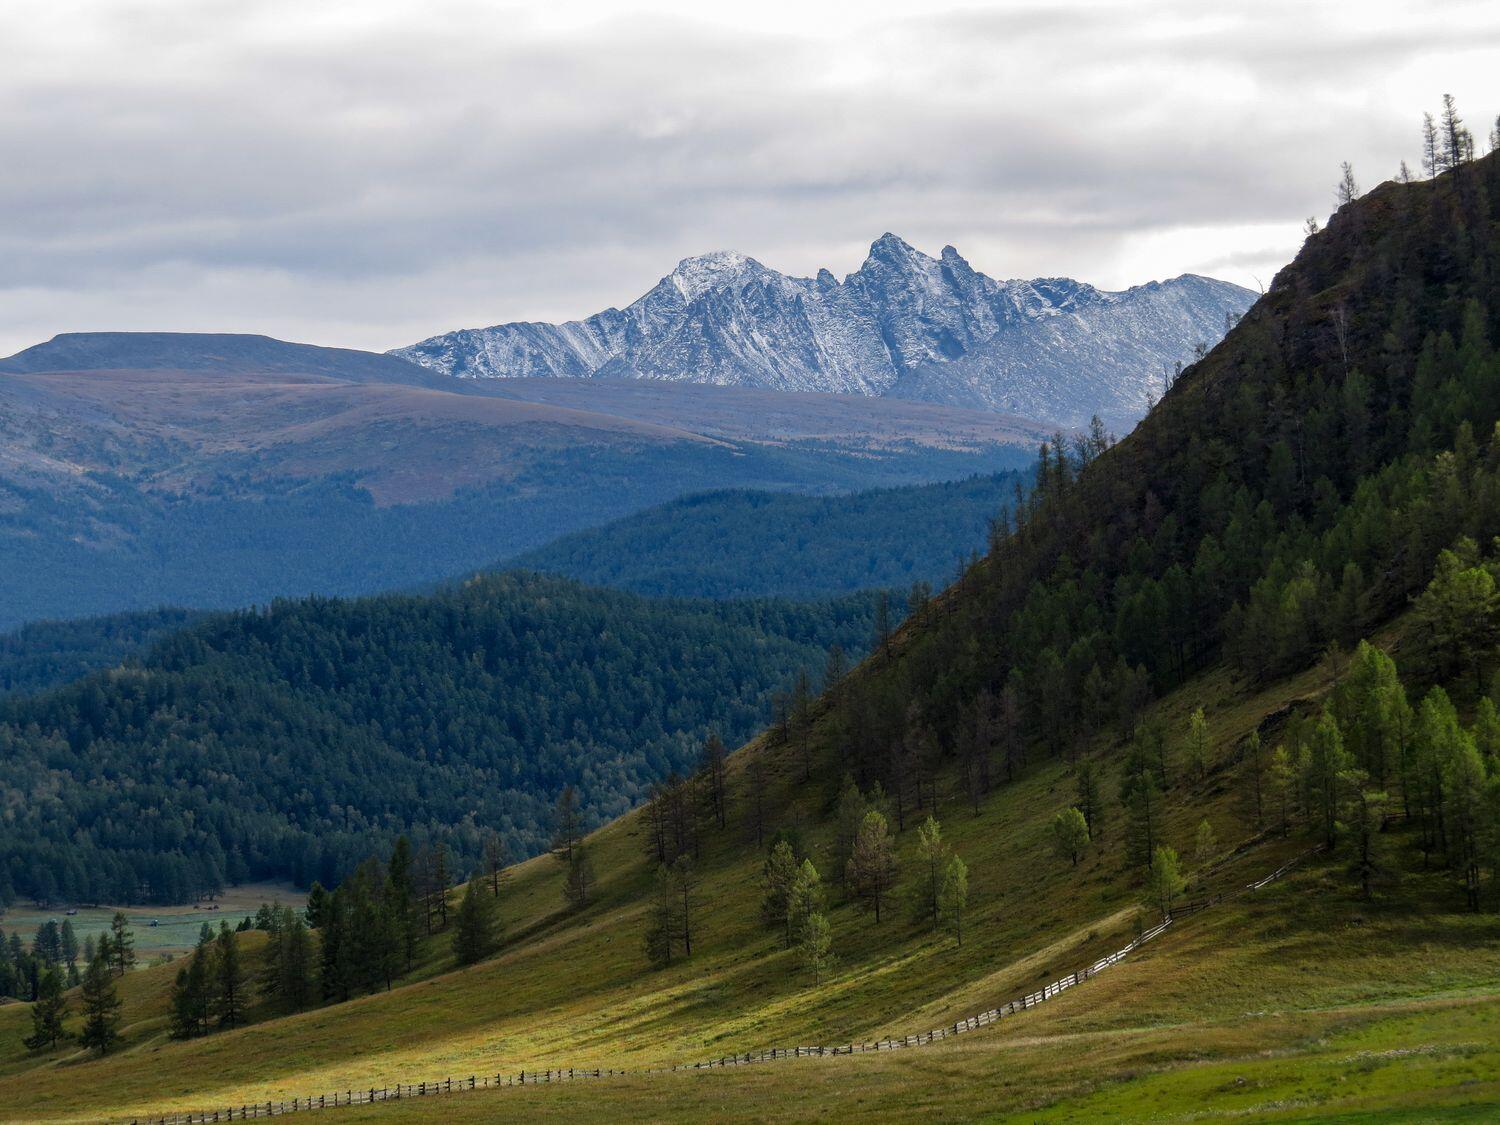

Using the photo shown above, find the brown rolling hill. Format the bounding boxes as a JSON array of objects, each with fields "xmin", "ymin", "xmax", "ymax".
[{"xmin": 0, "ymin": 334, "xmax": 1042, "ymax": 626}]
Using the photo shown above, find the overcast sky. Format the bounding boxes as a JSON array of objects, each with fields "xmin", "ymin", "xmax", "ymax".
[{"xmin": 2, "ymin": 0, "xmax": 1498, "ymax": 356}]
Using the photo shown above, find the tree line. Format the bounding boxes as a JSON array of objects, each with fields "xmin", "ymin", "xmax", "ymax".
[{"xmin": 0, "ymin": 572, "xmax": 883, "ymax": 906}]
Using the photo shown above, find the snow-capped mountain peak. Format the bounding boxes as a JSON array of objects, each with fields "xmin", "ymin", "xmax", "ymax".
[
  {"xmin": 667, "ymin": 250, "xmax": 764, "ymax": 301},
  {"xmin": 392, "ymin": 237, "xmax": 1257, "ymax": 429}
]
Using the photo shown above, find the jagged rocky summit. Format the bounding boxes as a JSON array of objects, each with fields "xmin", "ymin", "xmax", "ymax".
[{"xmin": 393, "ymin": 234, "xmax": 1255, "ymax": 429}]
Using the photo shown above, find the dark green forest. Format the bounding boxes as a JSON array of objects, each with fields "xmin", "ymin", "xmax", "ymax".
[
  {"xmin": 819, "ymin": 141, "xmax": 1500, "ymax": 895},
  {"xmin": 0, "ymin": 609, "xmax": 204, "ymax": 697},
  {"xmin": 0, "ymin": 439, "xmax": 1022, "ymax": 629},
  {"xmin": 512, "ymin": 471, "xmax": 1027, "ymax": 599},
  {"xmin": 0, "ymin": 573, "xmax": 890, "ymax": 906}
]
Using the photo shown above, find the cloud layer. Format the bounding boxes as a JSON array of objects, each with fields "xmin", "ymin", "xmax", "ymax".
[{"xmin": 2, "ymin": 0, "xmax": 1498, "ymax": 354}]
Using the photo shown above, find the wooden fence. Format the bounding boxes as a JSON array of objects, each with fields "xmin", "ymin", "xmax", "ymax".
[{"xmin": 126, "ymin": 847, "xmax": 1319, "ymax": 1124}]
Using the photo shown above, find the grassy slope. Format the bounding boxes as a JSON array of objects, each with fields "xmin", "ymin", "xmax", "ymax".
[{"xmin": 2, "ymin": 623, "xmax": 1496, "ymax": 1124}]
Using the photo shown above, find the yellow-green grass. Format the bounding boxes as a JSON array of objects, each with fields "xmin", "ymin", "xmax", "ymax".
[
  {"xmin": 2, "ymin": 638, "xmax": 1494, "ymax": 1123},
  {"xmin": 322, "ymin": 992, "xmax": 1500, "ymax": 1123}
]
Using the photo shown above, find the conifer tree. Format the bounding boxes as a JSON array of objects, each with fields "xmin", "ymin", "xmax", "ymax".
[
  {"xmin": 1242, "ymin": 730, "xmax": 1266, "ymax": 826},
  {"xmin": 1336, "ymin": 162, "xmax": 1359, "ymax": 206},
  {"xmin": 909, "ymin": 816, "xmax": 949, "ymax": 927},
  {"xmin": 822, "ymin": 644, "xmax": 848, "ymax": 700},
  {"xmin": 873, "ymin": 590, "xmax": 893, "ymax": 657},
  {"xmin": 1422, "ymin": 111, "xmax": 1439, "ymax": 177},
  {"xmin": 108, "ymin": 912, "xmax": 135, "ymax": 978},
  {"xmin": 59, "ymin": 920, "xmax": 78, "ymax": 976},
  {"xmin": 319, "ymin": 887, "xmax": 352, "ymax": 1003},
  {"xmin": 1412, "ymin": 687, "xmax": 1467, "ymax": 862},
  {"xmin": 170, "ymin": 942, "xmax": 213, "ymax": 1038},
  {"xmin": 999, "ymin": 681, "xmax": 1024, "ymax": 782},
  {"xmin": 1341, "ymin": 772, "xmax": 1386, "ymax": 900},
  {"xmin": 551, "ymin": 785, "xmax": 583, "ymax": 865},
  {"xmin": 452, "ymin": 879, "xmax": 500, "ymax": 965},
  {"xmin": 431, "ymin": 844, "xmax": 452, "ymax": 930},
  {"xmin": 1446, "ymin": 743, "xmax": 1487, "ymax": 910},
  {"xmin": 1052, "ymin": 807, "xmax": 1090, "ymax": 866},
  {"xmin": 1331, "ymin": 641, "xmax": 1409, "ymax": 785},
  {"xmin": 745, "ymin": 752, "xmax": 769, "ymax": 848},
  {"xmin": 799, "ymin": 912, "xmax": 834, "ymax": 983},
  {"xmin": 787, "ymin": 859, "xmax": 825, "ymax": 947},
  {"xmin": 1145, "ymin": 846, "xmax": 1185, "ymax": 920},
  {"xmin": 305, "ymin": 882, "xmax": 330, "ymax": 929},
  {"xmin": 562, "ymin": 846, "xmax": 596, "ymax": 910},
  {"xmin": 279, "ymin": 911, "xmax": 315, "ymax": 1010},
  {"xmin": 1187, "ymin": 708, "xmax": 1210, "ymax": 781},
  {"xmin": 387, "ymin": 837, "xmax": 424, "ymax": 970},
  {"xmin": 1075, "ymin": 757, "xmax": 1101, "ymax": 836},
  {"xmin": 1472, "ymin": 697, "xmax": 1500, "ymax": 766},
  {"xmin": 260, "ymin": 913, "xmax": 285, "ymax": 1003},
  {"xmin": 673, "ymin": 856, "xmax": 697, "ymax": 956},
  {"xmin": 832, "ymin": 774, "xmax": 868, "ymax": 885},
  {"xmin": 938, "ymin": 855, "xmax": 968, "ymax": 947},
  {"xmin": 22, "ymin": 967, "xmax": 67, "ymax": 1051},
  {"xmin": 960, "ymin": 690, "xmax": 994, "ymax": 814},
  {"xmin": 1270, "ymin": 745, "xmax": 1296, "ymax": 836},
  {"xmin": 760, "ymin": 839, "xmax": 799, "ymax": 946},
  {"xmin": 360, "ymin": 869, "xmax": 404, "ymax": 991},
  {"xmin": 1303, "ymin": 712, "xmax": 1352, "ymax": 848},
  {"xmin": 643, "ymin": 863, "xmax": 681, "ymax": 969},
  {"xmin": 847, "ymin": 810, "xmax": 898, "ymax": 923},
  {"xmin": 1194, "ymin": 818, "xmax": 1218, "ymax": 863},
  {"xmin": 78, "ymin": 952, "xmax": 122, "ymax": 1055},
  {"xmin": 1122, "ymin": 765, "xmax": 1162, "ymax": 867},
  {"xmin": 1440, "ymin": 94, "xmax": 1468, "ymax": 170},
  {"xmin": 1411, "ymin": 546, "xmax": 1499, "ymax": 691},
  {"xmin": 789, "ymin": 670, "xmax": 816, "ymax": 782},
  {"xmin": 698, "ymin": 734, "xmax": 729, "ymax": 831},
  {"xmin": 215, "ymin": 923, "xmax": 247, "ymax": 1029},
  {"xmin": 482, "ymin": 830, "xmax": 509, "ymax": 896}
]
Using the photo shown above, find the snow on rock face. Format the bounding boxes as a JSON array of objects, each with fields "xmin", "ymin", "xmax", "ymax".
[{"xmin": 392, "ymin": 237, "xmax": 1256, "ymax": 429}]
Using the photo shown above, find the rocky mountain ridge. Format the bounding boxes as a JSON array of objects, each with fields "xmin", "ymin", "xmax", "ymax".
[{"xmin": 395, "ymin": 234, "xmax": 1256, "ymax": 428}]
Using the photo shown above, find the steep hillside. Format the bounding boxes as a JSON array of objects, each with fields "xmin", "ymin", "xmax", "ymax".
[
  {"xmin": 0, "ymin": 341, "xmax": 1036, "ymax": 627},
  {"xmin": 1, "ymin": 631, "xmax": 1494, "ymax": 1123},
  {"xmin": 511, "ymin": 471, "xmax": 1026, "ymax": 599},
  {"xmin": 394, "ymin": 235, "xmax": 1254, "ymax": 428},
  {"xmin": 5, "ymin": 152, "xmax": 1500, "ymax": 1125},
  {"xmin": 0, "ymin": 573, "xmax": 888, "ymax": 904}
]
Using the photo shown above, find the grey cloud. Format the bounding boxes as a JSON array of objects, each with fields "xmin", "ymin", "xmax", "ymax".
[{"xmin": 1, "ymin": 0, "xmax": 1497, "ymax": 354}]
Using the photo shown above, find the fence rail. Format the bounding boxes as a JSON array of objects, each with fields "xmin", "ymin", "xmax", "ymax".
[{"xmin": 126, "ymin": 847, "xmax": 1319, "ymax": 1125}]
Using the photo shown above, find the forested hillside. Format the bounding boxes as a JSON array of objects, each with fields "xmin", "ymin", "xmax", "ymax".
[
  {"xmin": 512, "ymin": 470, "xmax": 1028, "ymax": 599},
  {"xmin": 0, "ymin": 608, "xmax": 203, "ymax": 697},
  {"xmin": 0, "ymin": 573, "xmax": 887, "ymax": 905},
  {"xmin": 832, "ymin": 143, "xmax": 1500, "ymax": 779}
]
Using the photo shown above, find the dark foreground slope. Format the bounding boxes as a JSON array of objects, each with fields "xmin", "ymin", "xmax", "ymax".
[{"xmin": 0, "ymin": 573, "xmax": 885, "ymax": 904}]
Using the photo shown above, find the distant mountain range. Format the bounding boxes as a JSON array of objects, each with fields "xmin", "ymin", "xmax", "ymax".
[
  {"xmin": 394, "ymin": 234, "xmax": 1256, "ymax": 428},
  {"xmin": 0, "ymin": 332, "xmax": 1036, "ymax": 627}
]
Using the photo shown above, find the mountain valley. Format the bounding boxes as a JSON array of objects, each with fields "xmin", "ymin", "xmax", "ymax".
[{"xmin": 4, "ymin": 137, "xmax": 1500, "ymax": 1124}]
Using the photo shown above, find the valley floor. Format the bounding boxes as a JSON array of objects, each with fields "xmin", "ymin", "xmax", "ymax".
[{"xmin": 3, "ymin": 649, "xmax": 1497, "ymax": 1123}]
